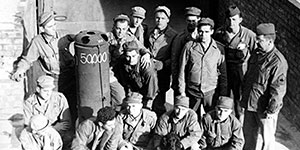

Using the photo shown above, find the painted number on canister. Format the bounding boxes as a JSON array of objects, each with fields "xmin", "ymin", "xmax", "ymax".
[{"xmin": 80, "ymin": 52, "xmax": 107, "ymax": 64}]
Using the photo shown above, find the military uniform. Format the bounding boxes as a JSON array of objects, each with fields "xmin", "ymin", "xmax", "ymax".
[
  {"xmin": 118, "ymin": 109, "xmax": 157, "ymax": 149},
  {"xmin": 153, "ymin": 109, "xmax": 202, "ymax": 149},
  {"xmin": 146, "ymin": 25, "xmax": 177, "ymax": 116},
  {"xmin": 200, "ymin": 111, "xmax": 244, "ymax": 150},
  {"xmin": 178, "ymin": 39, "xmax": 227, "ymax": 113},
  {"xmin": 213, "ymin": 5, "xmax": 256, "ymax": 122},
  {"xmin": 19, "ymin": 114, "xmax": 63, "ymax": 150},
  {"xmin": 241, "ymin": 23, "xmax": 288, "ymax": 150},
  {"xmin": 23, "ymin": 91, "xmax": 73, "ymax": 147},
  {"xmin": 114, "ymin": 55, "xmax": 158, "ymax": 108},
  {"xmin": 171, "ymin": 7, "xmax": 201, "ymax": 96},
  {"xmin": 71, "ymin": 117, "xmax": 123, "ymax": 150}
]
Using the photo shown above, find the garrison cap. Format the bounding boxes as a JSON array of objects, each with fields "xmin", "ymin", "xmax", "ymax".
[
  {"xmin": 155, "ymin": 6, "xmax": 171, "ymax": 18},
  {"xmin": 113, "ymin": 14, "xmax": 130, "ymax": 23},
  {"xmin": 123, "ymin": 41, "xmax": 140, "ymax": 52},
  {"xmin": 185, "ymin": 7, "xmax": 201, "ymax": 16},
  {"xmin": 124, "ymin": 92, "xmax": 143, "ymax": 104},
  {"xmin": 198, "ymin": 17, "xmax": 215, "ymax": 28},
  {"xmin": 39, "ymin": 11, "xmax": 55, "ymax": 26},
  {"xmin": 131, "ymin": 6, "xmax": 146, "ymax": 19},
  {"xmin": 216, "ymin": 96, "xmax": 233, "ymax": 109},
  {"xmin": 37, "ymin": 75, "xmax": 55, "ymax": 89},
  {"xmin": 30, "ymin": 114, "xmax": 50, "ymax": 131},
  {"xmin": 225, "ymin": 4, "xmax": 241, "ymax": 17},
  {"xmin": 174, "ymin": 95, "xmax": 189, "ymax": 108},
  {"xmin": 256, "ymin": 23, "xmax": 276, "ymax": 35}
]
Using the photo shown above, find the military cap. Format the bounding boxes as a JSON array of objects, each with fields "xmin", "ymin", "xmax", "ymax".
[
  {"xmin": 123, "ymin": 41, "xmax": 140, "ymax": 52},
  {"xmin": 185, "ymin": 7, "xmax": 201, "ymax": 16},
  {"xmin": 131, "ymin": 6, "xmax": 146, "ymax": 19},
  {"xmin": 37, "ymin": 75, "xmax": 55, "ymax": 89},
  {"xmin": 39, "ymin": 11, "xmax": 55, "ymax": 26},
  {"xmin": 225, "ymin": 4, "xmax": 241, "ymax": 17},
  {"xmin": 256, "ymin": 23, "xmax": 276, "ymax": 35},
  {"xmin": 113, "ymin": 14, "xmax": 130, "ymax": 23},
  {"xmin": 174, "ymin": 95, "xmax": 189, "ymax": 108},
  {"xmin": 124, "ymin": 92, "xmax": 143, "ymax": 104},
  {"xmin": 155, "ymin": 6, "xmax": 171, "ymax": 18},
  {"xmin": 198, "ymin": 17, "xmax": 215, "ymax": 28},
  {"xmin": 30, "ymin": 114, "xmax": 50, "ymax": 131},
  {"xmin": 216, "ymin": 96, "xmax": 233, "ymax": 109}
]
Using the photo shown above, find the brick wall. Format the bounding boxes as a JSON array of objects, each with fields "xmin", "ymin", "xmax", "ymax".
[{"xmin": 216, "ymin": 0, "xmax": 300, "ymax": 129}]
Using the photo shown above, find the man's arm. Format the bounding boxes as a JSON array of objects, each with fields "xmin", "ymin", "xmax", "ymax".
[
  {"xmin": 11, "ymin": 38, "xmax": 40, "ymax": 81},
  {"xmin": 266, "ymin": 58, "xmax": 288, "ymax": 114},
  {"xmin": 153, "ymin": 115, "xmax": 169, "ymax": 148},
  {"xmin": 71, "ymin": 120, "xmax": 95, "ymax": 150},
  {"xmin": 53, "ymin": 93, "xmax": 72, "ymax": 132},
  {"xmin": 178, "ymin": 42, "xmax": 192, "ymax": 96},
  {"xmin": 228, "ymin": 118, "xmax": 244, "ymax": 150},
  {"xmin": 216, "ymin": 43, "xmax": 228, "ymax": 96},
  {"xmin": 105, "ymin": 116, "xmax": 124, "ymax": 150},
  {"xmin": 180, "ymin": 111, "xmax": 202, "ymax": 149}
]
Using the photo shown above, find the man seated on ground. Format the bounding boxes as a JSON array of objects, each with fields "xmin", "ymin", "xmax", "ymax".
[
  {"xmin": 199, "ymin": 96, "xmax": 244, "ymax": 150},
  {"xmin": 153, "ymin": 95, "xmax": 202, "ymax": 150},
  {"xmin": 23, "ymin": 75, "xmax": 73, "ymax": 148},
  {"xmin": 114, "ymin": 41, "xmax": 158, "ymax": 109},
  {"xmin": 71, "ymin": 106, "xmax": 123, "ymax": 150},
  {"xmin": 118, "ymin": 92, "xmax": 157, "ymax": 150},
  {"xmin": 19, "ymin": 114, "xmax": 63, "ymax": 150}
]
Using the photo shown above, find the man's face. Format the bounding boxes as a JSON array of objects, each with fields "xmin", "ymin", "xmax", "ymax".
[
  {"xmin": 125, "ymin": 50, "xmax": 140, "ymax": 66},
  {"xmin": 42, "ymin": 19, "xmax": 57, "ymax": 36},
  {"xmin": 113, "ymin": 21, "xmax": 129, "ymax": 39},
  {"xmin": 37, "ymin": 87, "xmax": 54, "ymax": 100},
  {"xmin": 102, "ymin": 118, "xmax": 116, "ymax": 131},
  {"xmin": 155, "ymin": 12, "xmax": 169, "ymax": 30},
  {"xmin": 256, "ymin": 35, "xmax": 270, "ymax": 52},
  {"xmin": 186, "ymin": 15, "xmax": 200, "ymax": 32},
  {"xmin": 216, "ymin": 107, "xmax": 232, "ymax": 121},
  {"xmin": 131, "ymin": 16, "xmax": 144, "ymax": 27},
  {"xmin": 174, "ymin": 106, "xmax": 189, "ymax": 120},
  {"xmin": 226, "ymin": 14, "xmax": 242, "ymax": 30},
  {"xmin": 198, "ymin": 25, "xmax": 213, "ymax": 43},
  {"xmin": 127, "ymin": 103, "xmax": 143, "ymax": 117}
]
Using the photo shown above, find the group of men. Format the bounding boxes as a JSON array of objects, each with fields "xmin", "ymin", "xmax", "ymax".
[{"xmin": 10, "ymin": 3, "xmax": 288, "ymax": 150}]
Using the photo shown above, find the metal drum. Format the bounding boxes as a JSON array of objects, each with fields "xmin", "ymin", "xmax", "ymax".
[{"xmin": 74, "ymin": 30, "xmax": 110, "ymax": 122}]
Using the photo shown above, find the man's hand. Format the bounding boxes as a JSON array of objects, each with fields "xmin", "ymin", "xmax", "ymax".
[
  {"xmin": 265, "ymin": 112, "xmax": 277, "ymax": 119},
  {"xmin": 10, "ymin": 70, "xmax": 25, "ymax": 82},
  {"xmin": 119, "ymin": 143, "xmax": 133, "ymax": 150},
  {"xmin": 53, "ymin": 122, "xmax": 70, "ymax": 131},
  {"xmin": 140, "ymin": 53, "xmax": 151, "ymax": 69}
]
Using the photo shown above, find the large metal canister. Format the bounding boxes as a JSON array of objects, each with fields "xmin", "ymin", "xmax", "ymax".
[{"xmin": 74, "ymin": 30, "xmax": 110, "ymax": 122}]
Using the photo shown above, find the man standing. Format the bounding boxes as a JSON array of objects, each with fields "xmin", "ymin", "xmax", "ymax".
[
  {"xmin": 199, "ymin": 96, "xmax": 244, "ymax": 150},
  {"xmin": 178, "ymin": 18, "xmax": 227, "ymax": 117},
  {"xmin": 241, "ymin": 23, "xmax": 288, "ymax": 150},
  {"xmin": 23, "ymin": 75, "xmax": 73, "ymax": 147},
  {"xmin": 153, "ymin": 95, "xmax": 201, "ymax": 150},
  {"xmin": 146, "ymin": 6, "xmax": 177, "ymax": 117},
  {"xmin": 10, "ymin": 11, "xmax": 77, "ymax": 122},
  {"xmin": 72, "ymin": 106, "xmax": 123, "ymax": 150},
  {"xmin": 171, "ymin": 7, "xmax": 201, "ymax": 96},
  {"xmin": 118, "ymin": 92, "xmax": 157, "ymax": 150},
  {"xmin": 114, "ymin": 41, "xmax": 158, "ymax": 108},
  {"xmin": 129, "ymin": 6, "xmax": 148, "ymax": 45},
  {"xmin": 107, "ymin": 14, "xmax": 151, "ymax": 110},
  {"xmin": 214, "ymin": 5, "xmax": 256, "ymax": 122},
  {"xmin": 19, "ymin": 114, "xmax": 63, "ymax": 150}
]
